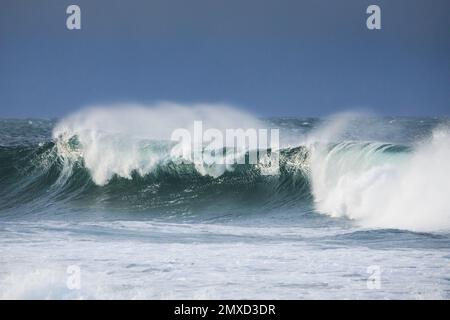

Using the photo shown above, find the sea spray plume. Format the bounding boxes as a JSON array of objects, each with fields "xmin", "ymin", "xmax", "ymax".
[
  {"xmin": 52, "ymin": 103, "xmax": 265, "ymax": 185},
  {"xmin": 0, "ymin": 114, "xmax": 308, "ymax": 215},
  {"xmin": 304, "ymin": 112, "xmax": 362, "ymax": 145},
  {"xmin": 308, "ymin": 116, "xmax": 450, "ymax": 232}
]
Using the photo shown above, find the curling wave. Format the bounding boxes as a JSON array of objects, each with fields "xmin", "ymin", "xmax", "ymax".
[
  {"xmin": 309, "ymin": 128, "xmax": 450, "ymax": 231},
  {"xmin": 0, "ymin": 106, "xmax": 449, "ymax": 232}
]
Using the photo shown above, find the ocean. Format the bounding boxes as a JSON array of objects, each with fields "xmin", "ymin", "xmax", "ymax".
[{"xmin": 0, "ymin": 106, "xmax": 449, "ymax": 299}]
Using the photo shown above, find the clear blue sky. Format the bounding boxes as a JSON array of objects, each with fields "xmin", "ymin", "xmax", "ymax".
[{"xmin": 0, "ymin": 0, "xmax": 449, "ymax": 118}]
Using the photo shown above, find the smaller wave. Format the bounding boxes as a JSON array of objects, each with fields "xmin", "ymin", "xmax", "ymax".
[{"xmin": 309, "ymin": 126, "xmax": 450, "ymax": 232}]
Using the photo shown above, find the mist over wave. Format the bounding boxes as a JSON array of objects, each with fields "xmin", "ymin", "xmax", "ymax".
[
  {"xmin": 0, "ymin": 105, "xmax": 449, "ymax": 232},
  {"xmin": 52, "ymin": 103, "xmax": 265, "ymax": 185},
  {"xmin": 308, "ymin": 115, "xmax": 450, "ymax": 231}
]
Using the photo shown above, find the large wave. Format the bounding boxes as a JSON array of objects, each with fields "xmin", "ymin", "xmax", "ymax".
[
  {"xmin": 1, "ymin": 105, "xmax": 449, "ymax": 232},
  {"xmin": 52, "ymin": 103, "xmax": 267, "ymax": 185},
  {"xmin": 308, "ymin": 117, "xmax": 450, "ymax": 232},
  {"xmin": 0, "ymin": 104, "xmax": 310, "ymax": 216}
]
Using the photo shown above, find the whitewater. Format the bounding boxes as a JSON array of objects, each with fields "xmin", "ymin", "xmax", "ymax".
[{"xmin": 0, "ymin": 103, "xmax": 449, "ymax": 299}]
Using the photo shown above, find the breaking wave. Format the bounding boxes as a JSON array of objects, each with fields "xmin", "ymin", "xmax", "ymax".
[
  {"xmin": 1, "ymin": 105, "xmax": 449, "ymax": 232},
  {"xmin": 309, "ymin": 127, "xmax": 450, "ymax": 231}
]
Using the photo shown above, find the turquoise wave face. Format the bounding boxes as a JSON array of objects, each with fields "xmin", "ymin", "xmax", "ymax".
[
  {"xmin": 0, "ymin": 141, "xmax": 313, "ymax": 218},
  {"xmin": 0, "ymin": 115, "xmax": 449, "ymax": 231}
]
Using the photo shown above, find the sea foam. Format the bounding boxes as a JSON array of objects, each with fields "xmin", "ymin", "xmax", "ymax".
[
  {"xmin": 309, "ymin": 116, "xmax": 450, "ymax": 232},
  {"xmin": 53, "ymin": 103, "xmax": 263, "ymax": 185}
]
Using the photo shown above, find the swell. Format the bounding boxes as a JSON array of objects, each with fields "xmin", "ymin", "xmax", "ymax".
[
  {"xmin": 0, "ymin": 142, "xmax": 90, "ymax": 212},
  {"xmin": 1, "ymin": 109, "xmax": 449, "ymax": 232},
  {"xmin": 0, "ymin": 142, "xmax": 313, "ymax": 215},
  {"xmin": 0, "ymin": 137, "xmax": 410, "ymax": 219},
  {"xmin": 2, "ymin": 133, "xmax": 449, "ymax": 233}
]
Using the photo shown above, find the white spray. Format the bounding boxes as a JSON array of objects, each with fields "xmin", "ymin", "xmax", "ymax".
[
  {"xmin": 52, "ymin": 103, "xmax": 264, "ymax": 185},
  {"xmin": 308, "ymin": 114, "xmax": 450, "ymax": 232}
]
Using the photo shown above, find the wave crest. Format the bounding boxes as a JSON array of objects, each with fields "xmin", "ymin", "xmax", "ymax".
[
  {"xmin": 310, "ymin": 127, "xmax": 450, "ymax": 231},
  {"xmin": 52, "ymin": 103, "xmax": 265, "ymax": 185}
]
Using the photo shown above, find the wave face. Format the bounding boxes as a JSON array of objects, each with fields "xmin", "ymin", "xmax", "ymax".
[
  {"xmin": 310, "ymin": 132, "xmax": 450, "ymax": 231},
  {"xmin": 0, "ymin": 107, "xmax": 449, "ymax": 232}
]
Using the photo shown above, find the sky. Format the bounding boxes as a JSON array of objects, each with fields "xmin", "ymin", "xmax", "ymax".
[{"xmin": 0, "ymin": 0, "xmax": 449, "ymax": 118}]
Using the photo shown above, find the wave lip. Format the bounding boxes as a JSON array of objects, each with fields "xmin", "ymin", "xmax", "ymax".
[
  {"xmin": 52, "ymin": 103, "xmax": 269, "ymax": 185},
  {"xmin": 310, "ymin": 128, "xmax": 450, "ymax": 232}
]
